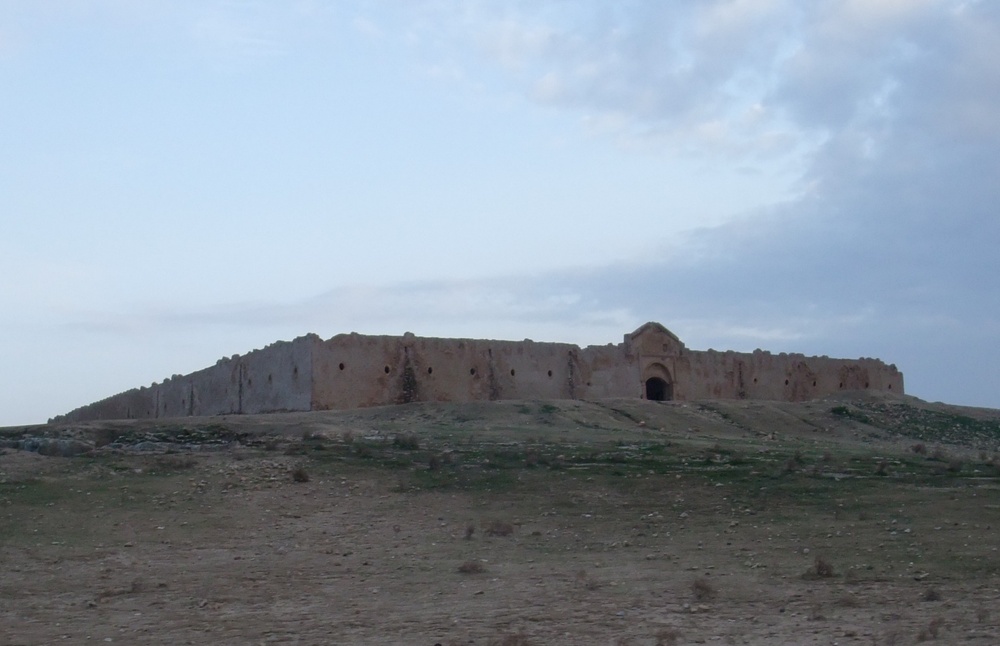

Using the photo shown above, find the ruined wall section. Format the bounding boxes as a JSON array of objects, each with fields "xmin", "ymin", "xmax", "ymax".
[
  {"xmin": 674, "ymin": 349, "xmax": 904, "ymax": 401},
  {"xmin": 153, "ymin": 336, "xmax": 313, "ymax": 417},
  {"xmin": 576, "ymin": 344, "xmax": 640, "ymax": 399},
  {"xmin": 52, "ymin": 385, "xmax": 158, "ymax": 423},
  {"xmin": 237, "ymin": 336, "xmax": 314, "ymax": 414},
  {"xmin": 55, "ymin": 336, "xmax": 315, "ymax": 422},
  {"xmin": 310, "ymin": 333, "xmax": 592, "ymax": 409}
]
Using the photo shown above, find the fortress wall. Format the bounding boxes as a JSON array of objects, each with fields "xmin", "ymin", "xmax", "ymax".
[
  {"xmin": 312, "ymin": 334, "xmax": 408, "ymax": 409},
  {"xmin": 577, "ymin": 344, "xmax": 640, "ymax": 398},
  {"xmin": 53, "ymin": 386, "xmax": 158, "ymax": 423},
  {"xmin": 417, "ymin": 337, "xmax": 583, "ymax": 402},
  {"xmin": 151, "ymin": 336, "xmax": 312, "ymax": 416},
  {"xmin": 157, "ymin": 376, "xmax": 192, "ymax": 418},
  {"xmin": 189, "ymin": 358, "xmax": 242, "ymax": 416},
  {"xmin": 239, "ymin": 336, "xmax": 314, "ymax": 414},
  {"xmin": 54, "ymin": 323, "xmax": 905, "ymax": 421},
  {"xmin": 311, "ymin": 334, "xmax": 589, "ymax": 409},
  {"xmin": 676, "ymin": 350, "xmax": 903, "ymax": 401},
  {"xmin": 155, "ymin": 359, "xmax": 242, "ymax": 418},
  {"xmin": 59, "ymin": 338, "xmax": 315, "ymax": 422}
]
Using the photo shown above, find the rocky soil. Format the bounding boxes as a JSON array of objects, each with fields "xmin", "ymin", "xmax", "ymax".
[{"xmin": 2, "ymin": 393, "xmax": 999, "ymax": 645}]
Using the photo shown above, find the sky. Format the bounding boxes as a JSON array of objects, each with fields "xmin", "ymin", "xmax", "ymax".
[{"xmin": 2, "ymin": 0, "xmax": 998, "ymax": 425}]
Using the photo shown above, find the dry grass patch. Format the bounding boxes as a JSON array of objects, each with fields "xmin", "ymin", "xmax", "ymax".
[
  {"xmin": 575, "ymin": 570, "xmax": 603, "ymax": 591},
  {"xmin": 654, "ymin": 628, "xmax": 682, "ymax": 646},
  {"xmin": 916, "ymin": 616, "xmax": 945, "ymax": 641},
  {"xmin": 485, "ymin": 520, "xmax": 515, "ymax": 537},
  {"xmin": 835, "ymin": 593, "xmax": 861, "ymax": 608},
  {"xmin": 690, "ymin": 577, "xmax": 716, "ymax": 601},
  {"xmin": 803, "ymin": 556, "xmax": 836, "ymax": 580},
  {"xmin": 458, "ymin": 560, "xmax": 485, "ymax": 574},
  {"xmin": 393, "ymin": 432, "xmax": 420, "ymax": 450}
]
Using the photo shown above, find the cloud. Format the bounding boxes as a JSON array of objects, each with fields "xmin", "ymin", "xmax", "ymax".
[{"xmin": 387, "ymin": 0, "xmax": 1000, "ymax": 406}]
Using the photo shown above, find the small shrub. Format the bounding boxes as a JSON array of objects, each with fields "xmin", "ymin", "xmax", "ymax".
[
  {"xmin": 835, "ymin": 594, "xmax": 861, "ymax": 608},
  {"xmin": 341, "ymin": 430, "xmax": 355, "ymax": 445},
  {"xmin": 575, "ymin": 570, "xmax": 602, "ymax": 591},
  {"xmin": 931, "ymin": 446, "xmax": 947, "ymax": 461},
  {"xmin": 464, "ymin": 524, "xmax": 475, "ymax": 540},
  {"xmin": 428, "ymin": 455, "xmax": 442, "ymax": 471},
  {"xmin": 691, "ymin": 577, "xmax": 716, "ymax": 601},
  {"xmin": 291, "ymin": 466, "xmax": 310, "ymax": 483},
  {"xmin": 92, "ymin": 428, "xmax": 123, "ymax": 448},
  {"xmin": 393, "ymin": 433, "xmax": 420, "ymax": 450},
  {"xmin": 781, "ymin": 456, "xmax": 800, "ymax": 475},
  {"xmin": 946, "ymin": 458, "xmax": 963, "ymax": 473},
  {"xmin": 654, "ymin": 628, "xmax": 682, "ymax": 646},
  {"xmin": 458, "ymin": 560, "xmax": 484, "ymax": 574},
  {"xmin": 922, "ymin": 588, "xmax": 942, "ymax": 602},
  {"xmin": 803, "ymin": 556, "xmax": 835, "ymax": 579},
  {"xmin": 814, "ymin": 557, "xmax": 835, "ymax": 578},
  {"xmin": 916, "ymin": 616, "xmax": 945, "ymax": 641},
  {"xmin": 874, "ymin": 459, "xmax": 890, "ymax": 477},
  {"xmin": 912, "ymin": 443, "xmax": 927, "ymax": 455},
  {"xmin": 976, "ymin": 608, "xmax": 990, "ymax": 623},
  {"xmin": 485, "ymin": 520, "xmax": 515, "ymax": 537}
]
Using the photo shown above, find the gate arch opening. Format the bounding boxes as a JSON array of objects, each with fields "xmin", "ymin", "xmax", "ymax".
[
  {"xmin": 642, "ymin": 362, "xmax": 674, "ymax": 401},
  {"xmin": 645, "ymin": 377, "xmax": 672, "ymax": 401}
]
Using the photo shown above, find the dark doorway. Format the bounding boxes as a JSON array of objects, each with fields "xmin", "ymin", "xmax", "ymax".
[{"xmin": 645, "ymin": 377, "xmax": 672, "ymax": 401}]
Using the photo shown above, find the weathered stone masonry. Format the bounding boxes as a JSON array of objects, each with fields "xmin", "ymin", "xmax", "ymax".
[{"xmin": 54, "ymin": 322, "xmax": 904, "ymax": 422}]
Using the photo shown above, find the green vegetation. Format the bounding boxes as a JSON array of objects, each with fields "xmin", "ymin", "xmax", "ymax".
[{"xmin": 830, "ymin": 401, "xmax": 1000, "ymax": 447}]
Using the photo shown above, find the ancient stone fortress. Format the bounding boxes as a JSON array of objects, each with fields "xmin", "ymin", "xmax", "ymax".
[{"xmin": 55, "ymin": 322, "xmax": 904, "ymax": 422}]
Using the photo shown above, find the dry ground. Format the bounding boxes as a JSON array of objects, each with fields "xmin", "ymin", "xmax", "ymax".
[{"xmin": 2, "ymin": 394, "xmax": 999, "ymax": 645}]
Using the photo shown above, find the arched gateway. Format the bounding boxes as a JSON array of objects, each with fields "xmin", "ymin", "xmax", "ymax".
[
  {"xmin": 645, "ymin": 377, "xmax": 671, "ymax": 401},
  {"xmin": 642, "ymin": 363, "xmax": 674, "ymax": 401}
]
